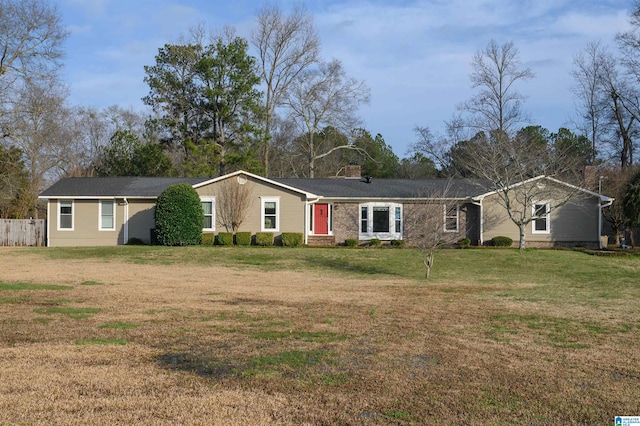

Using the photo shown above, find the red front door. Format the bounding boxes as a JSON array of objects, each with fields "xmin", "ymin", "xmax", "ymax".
[{"xmin": 314, "ymin": 203, "xmax": 329, "ymax": 235}]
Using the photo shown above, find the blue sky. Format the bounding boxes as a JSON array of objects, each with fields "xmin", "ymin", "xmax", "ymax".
[{"xmin": 57, "ymin": 0, "xmax": 632, "ymax": 158}]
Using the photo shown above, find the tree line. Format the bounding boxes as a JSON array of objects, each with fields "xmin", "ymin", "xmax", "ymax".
[{"xmin": 1, "ymin": 0, "xmax": 640, "ymax": 230}]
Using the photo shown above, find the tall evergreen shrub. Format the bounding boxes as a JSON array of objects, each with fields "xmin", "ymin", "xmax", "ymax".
[{"xmin": 155, "ymin": 183, "xmax": 204, "ymax": 246}]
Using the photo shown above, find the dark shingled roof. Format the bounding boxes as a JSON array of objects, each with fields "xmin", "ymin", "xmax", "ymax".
[
  {"xmin": 272, "ymin": 177, "xmax": 494, "ymax": 199},
  {"xmin": 39, "ymin": 175, "xmax": 495, "ymax": 199},
  {"xmin": 39, "ymin": 177, "xmax": 209, "ymax": 198}
]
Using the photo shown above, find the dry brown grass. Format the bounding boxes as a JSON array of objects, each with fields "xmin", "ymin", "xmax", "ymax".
[{"xmin": 0, "ymin": 247, "xmax": 638, "ymax": 425}]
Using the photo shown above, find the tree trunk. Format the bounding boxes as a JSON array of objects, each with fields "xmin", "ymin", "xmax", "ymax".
[{"xmin": 518, "ymin": 223, "xmax": 526, "ymax": 250}]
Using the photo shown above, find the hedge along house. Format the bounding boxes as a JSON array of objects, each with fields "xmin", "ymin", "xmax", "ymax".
[{"xmin": 39, "ymin": 166, "xmax": 613, "ymax": 248}]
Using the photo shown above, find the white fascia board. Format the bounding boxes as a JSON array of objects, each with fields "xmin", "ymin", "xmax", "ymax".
[
  {"xmin": 473, "ymin": 175, "xmax": 615, "ymax": 203},
  {"xmin": 473, "ymin": 175, "xmax": 546, "ymax": 199},
  {"xmin": 322, "ymin": 196, "xmax": 471, "ymax": 203},
  {"xmin": 192, "ymin": 170, "xmax": 319, "ymax": 200}
]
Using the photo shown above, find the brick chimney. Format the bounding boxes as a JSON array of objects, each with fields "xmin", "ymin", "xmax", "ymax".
[{"xmin": 345, "ymin": 164, "xmax": 361, "ymax": 179}]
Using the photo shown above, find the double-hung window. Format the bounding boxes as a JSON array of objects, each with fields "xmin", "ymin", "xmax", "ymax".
[
  {"xmin": 261, "ymin": 197, "xmax": 279, "ymax": 231},
  {"xmin": 58, "ymin": 200, "xmax": 73, "ymax": 230},
  {"xmin": 201, "ymin": 197, "xmax": 215, "ymax": 231},
  {"xmin": 532, "ymin": 202, "xmax": 550, "ymax": 234},
  {"xmin": 444, "ymin": 204, "xmax": 459, "ymax": 232},
  {"xmin": 99, "ymin": 200, "xmax": 115, "ymax": 230},
  {"xmin": 359, "ymin": 203, "xmax": 402, "ymax": 240}
]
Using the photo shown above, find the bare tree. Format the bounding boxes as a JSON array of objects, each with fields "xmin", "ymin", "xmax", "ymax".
[
  {"xmin": 458, "ymin": 40, "xmax": 534, "ymax": 136},
  {"xmin": 403, "ymin": 184, "xmax": 461, "ymax": 279},
  {"xmin": 0, "ymin": 0, "xmax": 67, "ymax": 132},
  {"xmin": 285, "ymin": 59, "xmax": 370, "ymax": 177},
  {"xmin": 454, "ymin": 130, "xmax": 585, "ymax": 249},
  {"xmin": 7, "ymin": 77, "xmax": 71, "ymax": 217},
  {"xmin": 251, "ymin": 3, "xmax": 320, "ymax": 176},
  {"xmin": 215, "ymin": 178, "xmax": 254, "ymax": 232},
  {"xmin": 598, "ymin": 51, "xmax": 638, "ymax": 170},
  {"xmin": 571, "ymin": 41, "xmax": 609, "ymax": 162}
]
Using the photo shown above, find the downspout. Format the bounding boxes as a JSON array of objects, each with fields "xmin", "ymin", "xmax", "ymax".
[
  {"xmin": 123, "ymin": 198, "xmax": 129, "ymax": 245},
  {"xmin": 599, "ymin": 198, "xmax": 613, "ymax": 249},
  {"xmin": 46, "ymin": 200, "xmax": 50, "ymax": 247},
  {"xmin": 304, "ymin": 199, "xmax": 309, "ymax": 245}
]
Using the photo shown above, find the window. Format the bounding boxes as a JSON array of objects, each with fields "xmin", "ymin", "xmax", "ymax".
[
  {"xmin": 532, "ymin": 202, "xmax": 550, "ymax": 234},
  {"xmin": 58, "ymin": 200, "xmax": 73, "ymax": 230},
  {"xmin": 261, "ymin": 197, "xmax": 279, "ymax": 231},
  {"xmin": 444, "ymin": 204, "xmax": 459, "ymax": 232},
  {"xmin": 361, "ymin": 206, "xmax": 368, "ymax": 233},
  {"xmin": 359, "ymin": 203, "xmax": 402, "ymax": 240},
  {"xmin": 99, "ymin": 200, "xmax": 115, "ymax": 230},
  {"xmin": 395, "ymin": 206, "xmax": 402, "ymax": 233},
  {"xmin": 372, "ymin": 206, "xmax": 389, "ymax": 232},
  {"xmin": 201, "ymin": 197, "xmax": 215, "ymax": 231}
]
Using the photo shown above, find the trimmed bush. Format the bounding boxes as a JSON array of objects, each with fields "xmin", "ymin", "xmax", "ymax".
[
  {"xmin": 282, "ymin": 232, "xmax": 303, "ymax": 247},
  {"xmin": 458, "ymin": 238, "xmax": 471, "ymax": 248},
  {"xmin": 201, "ymin": 233, "xmax": 215, "ymax": 246},
  {"xmin": 369, "ymin": 238, "xmax": 381, "ymax": 247},
  {"xmin": 235, "ymin": 232, "xmax": 252, "ymax": 246},
  {"xmin": 255, "ymin": 232, "xmax": 274, "ymax": 246},
  {"xmin": 345, "ymin": 238, "xmax": 358, "ymax": 247},
  {"xmin": 216, "ymin": 232, "xmax": 234, "ymax": 246},
  {"xmin": 390, "ymin": 240, "xmax": 405, "ymax": 247},
  {"xmin": 491, "ymin": 236, "xmax": 513, "ymax": 247},
  {"xmin": 155, "ymin": 183, "xmax": 204, "ymax": 246}
]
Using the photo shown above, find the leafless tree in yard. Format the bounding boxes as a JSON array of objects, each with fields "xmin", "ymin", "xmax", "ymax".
[
  {"xmin": 403, "ymin": 184, "xmax": 461, "ymax": 279},
  {"xmin": 252, "ymin": 3, "xmax": 320, "ymax": 176},
  {"xmin": 215, "ymin": 178, "xmax": 254, "ymax": 232},
  {"xmin": 285, "ymin": 59, "xmax": 370, "ymax": 178}
]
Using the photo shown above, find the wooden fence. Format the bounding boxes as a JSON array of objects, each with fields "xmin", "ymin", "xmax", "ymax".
[{"xmin": 0, "ymin": 219, "xmax": 45, "ymax": 247}]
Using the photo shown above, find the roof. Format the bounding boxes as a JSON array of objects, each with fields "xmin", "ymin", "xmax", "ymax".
[
  {"xmin": 39, "ymin": 177, "xmax": 209, "ymax": 198},
  {"xmin": 40, "ymin": 173, "xmax": 606, "ymax": 202},
  {"xmin": 272, "ymin": 177, "xmax": 494, "ymax": 199}
]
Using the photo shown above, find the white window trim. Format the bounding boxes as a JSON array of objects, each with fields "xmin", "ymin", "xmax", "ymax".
[
  {"xmin": 358, "ymin": 202, "xmax": 403, "ymax": 240},
  {"xmin": 444, "ymin": 204, "xmax": 460, "ymax": 233},
  {"xmin": 99, "ymin": 200, "xmax": 116, "ymax": 231},
  {"xmin": 261, "ymin": 196, "xmax": 280, "ymax": 232},
  {"xmin": 532, "ymin": 201, "xmax": 550, "ymax": 234},
  {"xmin": 57, "ymin": 200, "xmax": 74, "ymax": 231},
  {"xmin": 201, "ymin": 196, "xmax": 216, "ymax": 232}
]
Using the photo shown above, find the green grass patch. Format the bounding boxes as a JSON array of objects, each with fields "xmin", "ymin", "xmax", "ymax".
[
  {"xmin": 40, "ymin": 298, "xmax": 72, "ymax": 305},
  {"xmin": 98, "ymin": 322, "xmax": 139, "ymax": 329},
  {"xmin": 34, "ymin": 307, "xmax": 100, "ymax": 319},
  {"xmin": 0, "ymin": 296, "xmax": 30, "ymax": 304},
  {"xmin": 33, "ymin": 317, "xmax": 54, "ymax": 324},
  {"xmin": 0, "ymin": 282, "xmax": 72, "ymax": 291},
  {"xmin": 80, "ymin": 280, "xmax": 102, "ymax": 286},
  {"xmin": 249, "ymin": 349, "xmax": 325, "ymax": 369},
  {"xmin": 247, "ymin": 330, "xmax": 347, "ymax": 342},
  {"xmin": 385, "ymin": 410, "xmax": 411, "ymax": 420},
  {"xmin": 75, "ymin": 338, "xmax": 128, "ymax": 346}
]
